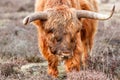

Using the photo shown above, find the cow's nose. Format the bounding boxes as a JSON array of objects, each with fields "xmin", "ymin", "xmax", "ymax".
[{"xmin": 61, "ymin": 52, "xmax": 72, "ymax": 59}]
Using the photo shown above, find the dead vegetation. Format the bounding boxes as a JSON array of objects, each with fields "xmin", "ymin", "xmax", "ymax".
[{"xmin": 0, "ymin": 0, "xmax": 120, "ymax": 80}]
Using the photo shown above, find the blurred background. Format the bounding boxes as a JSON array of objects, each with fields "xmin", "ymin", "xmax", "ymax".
[{"xmin": 0, "ymin": 0, "xmax": 120, "ymax": 80}]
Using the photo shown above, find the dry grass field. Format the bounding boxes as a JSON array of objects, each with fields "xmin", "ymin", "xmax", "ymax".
[{"xmin": 0, "ymin": 0, "xmax": 120, "ymax": 80}]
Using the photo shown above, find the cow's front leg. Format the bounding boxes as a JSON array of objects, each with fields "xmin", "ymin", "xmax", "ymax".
[
  {"xmin": 38, "ymin": 37, "xmax": 59, "ymax": 77},
  {"xmin": 81, "ymin": 44, "xmax": 88, "ymax": 68},
  {"xmin": 47, "ymin": 55, "xmax": 58, "ymax": 78}
]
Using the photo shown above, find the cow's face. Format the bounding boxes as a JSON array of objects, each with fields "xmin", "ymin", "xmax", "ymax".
[{"xmin": 43, "ymin": 6, "xmax": 82, "ymax": 59}]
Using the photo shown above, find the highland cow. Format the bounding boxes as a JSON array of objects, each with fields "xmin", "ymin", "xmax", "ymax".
[{"xmin": 23, "ymin": 0, "xmax": 115, "ymax": 77}]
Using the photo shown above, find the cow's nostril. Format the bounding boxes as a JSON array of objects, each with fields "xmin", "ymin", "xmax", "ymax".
[{"xmin": 62, "ymin": 56, "xmax": 69, "ymax": 59}]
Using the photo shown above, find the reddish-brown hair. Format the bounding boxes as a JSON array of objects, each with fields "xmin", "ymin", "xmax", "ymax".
[{"xmin": 33, "ymin": 0, "xmax": 98, "ymax": 77}]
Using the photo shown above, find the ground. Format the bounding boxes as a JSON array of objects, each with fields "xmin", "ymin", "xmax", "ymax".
[{"xmin": 0, "ymin": 0, "xmax": 120, "ymax": 80}]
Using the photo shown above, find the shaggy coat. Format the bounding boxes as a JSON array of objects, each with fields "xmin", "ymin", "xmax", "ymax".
[{"xmin": 33, "ymin": 0, "xmax": 98, "ymax": 77}]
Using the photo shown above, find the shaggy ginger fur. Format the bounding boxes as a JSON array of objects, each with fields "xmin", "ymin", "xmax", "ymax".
[{"xmin": 33, "ymin": 0, "xmax": 98, "ymax": 77}]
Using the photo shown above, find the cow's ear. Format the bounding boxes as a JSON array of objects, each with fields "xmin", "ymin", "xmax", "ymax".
[{"xmin": 23, "ymin": 12, "xmax": 48, "ymax": 25}]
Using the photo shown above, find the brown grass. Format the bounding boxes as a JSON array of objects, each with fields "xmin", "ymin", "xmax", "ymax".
[{"xmin": 0, "ymin": 0, "xmax": 119, "ymax": 80}]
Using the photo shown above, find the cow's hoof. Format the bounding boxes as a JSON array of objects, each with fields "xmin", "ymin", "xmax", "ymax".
[{"xmin": 48, "ymin": 68, "xmax": 58, "ymax": 78}]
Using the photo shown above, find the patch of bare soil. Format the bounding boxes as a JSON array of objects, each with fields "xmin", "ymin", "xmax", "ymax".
[{"xmin": 0, "ymin": 0, "xmax": 120, "ymax": 80}]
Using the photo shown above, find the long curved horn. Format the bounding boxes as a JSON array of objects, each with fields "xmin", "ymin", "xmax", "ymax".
[
  {"xmin": 76, "ymin": 5, "xmax": 115, "ymax": 20},
  {"xmin": 23, "ymin": 12, "xmax": 48, "ymax": 25}
]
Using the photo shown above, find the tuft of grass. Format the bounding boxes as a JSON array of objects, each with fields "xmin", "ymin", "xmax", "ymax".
[
  {"xmin": 0, "ymin": 63, "xmax": 19, "ymax": 77},
  {"xmin": 67, "ymin": 70, "xmax": 118, "ymax": 80}
]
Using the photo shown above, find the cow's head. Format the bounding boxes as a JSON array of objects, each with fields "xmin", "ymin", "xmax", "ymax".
[{"xmin": 23, "ymin": 5, "xmax": 115, "ymax": 60}]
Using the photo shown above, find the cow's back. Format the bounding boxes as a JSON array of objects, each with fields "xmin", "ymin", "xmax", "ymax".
[{"xmin": 35, "ymin": 0, "xmax": 98, "ymax": 12}]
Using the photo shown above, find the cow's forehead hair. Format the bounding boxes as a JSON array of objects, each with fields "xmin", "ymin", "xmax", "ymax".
[{"xmin": 44, "ymin": 6, "xmax": 77, "ymax": 20}]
